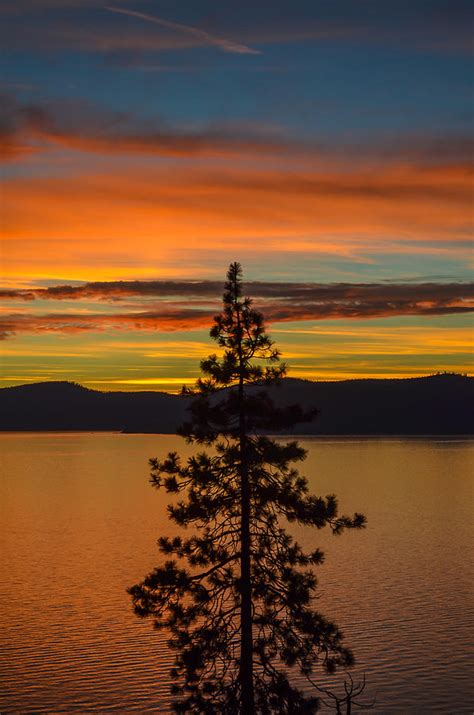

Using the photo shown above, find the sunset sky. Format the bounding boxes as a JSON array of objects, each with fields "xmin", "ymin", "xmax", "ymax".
[{"xmin": 1, "ymin": 0, "xmax": 472, "ymax": 390}]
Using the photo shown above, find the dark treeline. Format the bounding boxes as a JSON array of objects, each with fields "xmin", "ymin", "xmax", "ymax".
[{"xmin": 0, "ymin": 373, "xmax": 472, "ymax": 434}]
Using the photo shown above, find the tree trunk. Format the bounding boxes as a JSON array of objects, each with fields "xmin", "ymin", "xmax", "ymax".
[
  {"xmin": 239, "ymin": 430, "xmax": 254, "ymax": 714},
  {"xmin": 237, "ymin": 300, "xmax": 254, "ymax": 714}
]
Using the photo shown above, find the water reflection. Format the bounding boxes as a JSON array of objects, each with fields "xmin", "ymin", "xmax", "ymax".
[{"xmin": 0, "ymin": 434, "xmax": 473, "ymax": 713}]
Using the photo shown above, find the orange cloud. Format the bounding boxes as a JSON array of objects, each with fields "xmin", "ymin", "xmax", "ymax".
[
  {"xmin": 2, "ymin": 94, "xmax": 471, "ymax": 281},
  {"xmin": 0, "ymin": 309, "xmax": 213, "ymax": 339},
  {"xmin": 2, "ymin": 161, "xmax": 471, "ymax": 282},
  {"xmin": 3, "ymin": 121, "xmax": 291, "ymax": 163}
]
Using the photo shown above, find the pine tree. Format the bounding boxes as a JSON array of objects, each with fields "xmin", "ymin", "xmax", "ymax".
[{"xmin": 128, "ymin": 262, "xmax": 366, "ymax": 713}]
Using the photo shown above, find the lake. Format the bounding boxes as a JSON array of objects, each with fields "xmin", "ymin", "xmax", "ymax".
[{"xmin": 1, "ymin": 433, "xmax": 473, "ymax": 713}]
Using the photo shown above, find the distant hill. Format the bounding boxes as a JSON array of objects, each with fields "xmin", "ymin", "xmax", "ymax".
[
  {"xmin": 0, "ymin": 374, "xmax": 472, "ymax": 435},
  {"xmin": 0, "ymin": 381, "xmax": 184, "ymax": 433}
]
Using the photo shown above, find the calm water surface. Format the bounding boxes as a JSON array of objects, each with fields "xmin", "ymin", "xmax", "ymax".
[{"xmin": 1, "ymin": 433, "xmax": 473, "ymax": 713}]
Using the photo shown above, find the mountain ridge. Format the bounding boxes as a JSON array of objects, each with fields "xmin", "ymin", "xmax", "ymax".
[{"xmin": 1, "ymin": 374, "xmax": 472, "ymax": 435}]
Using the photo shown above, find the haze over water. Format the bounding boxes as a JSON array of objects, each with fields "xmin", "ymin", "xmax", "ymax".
[{"xmin": 1, "ymin": 433, "xmax": 473, "ymax": 713}]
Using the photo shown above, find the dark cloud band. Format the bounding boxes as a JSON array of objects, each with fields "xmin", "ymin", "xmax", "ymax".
[
  {"xmin": 1, "ymin": 279, "xmax": 473, "ymax": 301},
  {"xmin": 1, "ymin": 280, "xmax": 472, "ymax": 339},
  {"xmin": 3, "ymin": 91, "xmax": 473, "ymax": 167}
]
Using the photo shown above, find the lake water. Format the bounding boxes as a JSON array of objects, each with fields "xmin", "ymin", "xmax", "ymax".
[{"xmin": 0, "ymin": 433, "xmax": 473, "ymax": 714}]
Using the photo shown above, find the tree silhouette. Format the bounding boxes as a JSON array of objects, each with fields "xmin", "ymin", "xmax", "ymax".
[{"xmin": 128, "ymin": 262, "xmax": 366, "ymax": 713}]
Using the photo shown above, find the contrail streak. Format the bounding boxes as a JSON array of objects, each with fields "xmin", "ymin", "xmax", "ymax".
[{"xmin": 106, "ymin": 6, "xmax": 261, "ymax": 55}]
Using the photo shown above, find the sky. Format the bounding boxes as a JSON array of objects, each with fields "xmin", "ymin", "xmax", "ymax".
[{"xmin": 0, "ymin": 0, "xmax": 473, "ymax": 390}]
